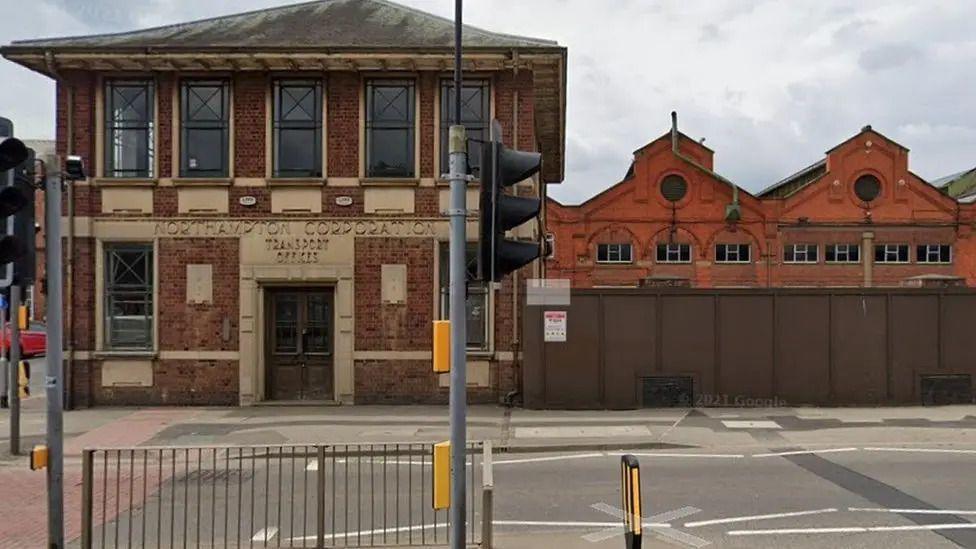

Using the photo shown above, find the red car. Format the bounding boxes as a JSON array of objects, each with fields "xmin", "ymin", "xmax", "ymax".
[{"xmin": 0, "ymin": 325, "xmax": 46, "ymax": 358}]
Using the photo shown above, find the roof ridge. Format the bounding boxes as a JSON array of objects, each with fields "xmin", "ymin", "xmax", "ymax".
[
  {"xmin": 369, "ymin": 0, "xmax": 558, "ymax": 46},
  {"xmin": 12, "ymin": 0, "xmax": 331, "ymax": 46},
  {"xmin": 757, "ymin": 158, "xmax": 826, "ymax": 197},
  {"xmin": 11, "ymin": 0, "xmax": 558, "ymax": 48}
]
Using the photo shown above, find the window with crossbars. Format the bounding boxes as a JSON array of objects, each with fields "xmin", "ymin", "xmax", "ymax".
[
  {"xmin": 105, "ymin": 80, "xmax": 155, "ymax": 178},
  {"xmin": 917, "ymin": 244, "xmax": 952, "ymax": 264},
  {"xmin": 366, "ymin": 79, "xmax": 415, "ymax": 178},
  {"xmin": 440, "ymin": 80, "xmax": 489, "ymax": 178},
  {"xmin": 715, "ymin": 243, "xmax": 751, "ymax": 263},
  {"xmin": 438, "ymin": 243, "xmax": 489, "ymax": 351},
  {"xmin": 181, "ymin": 80, "xmax": 230, "ymax": 178},
  {"xmin": 273, "ymin": 80, "xmax": 323, "ymax": 178},
  {"xmin": 874, "ymin": 244, "xmax": 910, "ymax": 264},
  {"xmin": 105, "ymin": 244, "xmax": 154, "ymax": 350},
  {"xmin": 597, "ymin": 243, "xmax": 633, "ymax": 264},
  {"xmin": 784, "ymin": 244, "xmax": 819, "ymax": 264},
  {"xmin": 656, "ymin": 243, "xmax": 691, "ymax": 263},
  {"xmin": 825, "ymin": 244, "xmax": 860, "ymax": 263}
]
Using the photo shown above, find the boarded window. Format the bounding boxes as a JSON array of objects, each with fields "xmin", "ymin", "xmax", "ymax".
[
  {"xmin": 105, "ymin": 80, "xmax": 155, "ymax": 178},
  {"xmin": 105, "ymin": 244, "xmax": 154, "ymax": 350}
]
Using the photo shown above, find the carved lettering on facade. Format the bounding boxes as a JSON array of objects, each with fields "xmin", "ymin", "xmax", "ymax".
[
  {"xmin": 265, "ymin": 237, "xmax": 329, "ymax": 264},
  {"xmin": 151, "ymin": 219, "xmax": 436, "ymax": 237}
]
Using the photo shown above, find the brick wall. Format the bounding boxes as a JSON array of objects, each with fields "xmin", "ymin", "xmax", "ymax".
[
  {"xmin": 158, "ymin": 238, "xmax": 240, "ymax": 351},
  {"xmin": 234, "ymin": 73, "xmax": 267, "ymax": 177},
  {"xmin": 354, "ymin": 360, "xmax": 512, "ymax": 404},
  {"xmin": 327, "ymin": 72, "xmax": 359, "ymax": 177},
  {"xmin": 354, "ymin": 237, "xmax": 433, "ymax": 350},
  {"xmin": 75, "ymin": 360, "xmax": 238, "ymax": 406}
]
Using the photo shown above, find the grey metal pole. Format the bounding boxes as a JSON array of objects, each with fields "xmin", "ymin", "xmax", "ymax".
[
  {"xmin": 45, "ymin": 174, "xmax": 65, "ymax": 547},
  {"xmin": 9, "ymin": 284, "xmax": 21, "ymax": 455},
  {"xmin": 448, "ymin": 0, "xmax": 468, "ymax": 547}
]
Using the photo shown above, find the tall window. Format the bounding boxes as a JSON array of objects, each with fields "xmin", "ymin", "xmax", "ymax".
[
  {"xmin": 715, "ymin": 243, "xmax": 751, "ymax": 263},
  {"xmin": 597, "ymin": 243, "xmax": 633, "ymax": 264},
  {"xmin": 439, "ymin": 243, "xmax": 488, "ymax": 351},
  {"xmin": 783, "ymin": 244, "xmax": 819, "ymax": 264},
  {"xmin": 441, "ymin": 80, "xmax": 490, "ymax": 177},
  {"xmin": 273, "ymin": 80, "xmax": 323, "ymax": 178},
  {"xmin": 366, "ymin": 79, "xmax": 415, "ymax": 178},
  {"xmin": 105, "ymin": 244, "xmax": 154, "ymax": 350},
  {"xmin": 181, "ymin": 80, "xmax": 230, "ymax": 178},
  {"xmin": 917, "ymin": 244, "xmax": 952, "ymax": 264},
  {"xmin": 825, "ymin": 244, "xmax": 860, "ymax": 263},
  {"xmin": 874, "ymin": 244, "xmax": 910, "ymax": 264},
  {"xmin": 656, "ymin": 243, "xmax": 691, "ymax": 263},
  {"xmin": 105, "ymin": 80, "xmax": 154, "ymax": 178}
]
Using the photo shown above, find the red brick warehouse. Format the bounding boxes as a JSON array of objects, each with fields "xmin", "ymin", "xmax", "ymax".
[
  {"xmin": 1, "ymin": 0, "xmax": 567, "ymax": 406},
  {"xmin": 546, "ymin": 113, "xmax": 976, "ymax": 288}
]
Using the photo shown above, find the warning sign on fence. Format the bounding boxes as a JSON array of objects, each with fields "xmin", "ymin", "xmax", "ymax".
[{"xmin": 544, "ymin": 311, "xmax": 567, "ymax": 342}]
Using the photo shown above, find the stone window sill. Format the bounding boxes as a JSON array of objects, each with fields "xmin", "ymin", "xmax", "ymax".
[
  {"xmin": 360, "ymin": 177, "xmax": 420, "ymax": 187},
  {"xmin": 435, "ymin": 178, "xmax": 481, "ymax": 187},
  {"xmin": 93, "ymin": 350, "xmax": 158, "ymax": 359},
  {"xmin": 172, "ymin": 177, "xmax": 233, "ymax": 187},
  {"xmin": 267, "ymin": 178, "xmax": 327, "ymax": 187},
  {"xmin": 93, "ymin": 178, "xmax": 158, "ymax": 187}
]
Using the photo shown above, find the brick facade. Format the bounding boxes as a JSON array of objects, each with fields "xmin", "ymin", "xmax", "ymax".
[{"xmin": 547, "ymin": 124, "xmax": 976, "ymax": 288}]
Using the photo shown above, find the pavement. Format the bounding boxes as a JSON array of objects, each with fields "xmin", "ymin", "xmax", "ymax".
[{"xmin": 1, "ymin": 363, "xmax": 976, "ymax": 547}]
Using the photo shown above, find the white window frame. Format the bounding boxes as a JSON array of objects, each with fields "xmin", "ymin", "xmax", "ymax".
[
  {"xmin": 825, "ymin": 244, "xmax": 860, "ymax": 264},
  {"xmin": 875, "ymin": 244, "xmax": 910, "ymax": 264},
  {"xmin": 596, "ymin": 243, "xmax": 633, "ymax": 264},
  {"xmin": 715, "ymin": 243, "xmax": 751, "ymax": 264},
  {"xmin": 656, "ymin": 243, "xmax": 692, "ymax": 264},
  {"xmin": 917, "ymin": 244, "xmax": 952, "ymax": 264},
  {"xmin": 783, "ymin": 243, "xmax": 819, "ymax": 264}
]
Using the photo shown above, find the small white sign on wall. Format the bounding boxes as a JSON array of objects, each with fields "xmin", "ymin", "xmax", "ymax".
[{"xmin": 544, "ymin": 310, "xmax": 567, "ymax": 342}]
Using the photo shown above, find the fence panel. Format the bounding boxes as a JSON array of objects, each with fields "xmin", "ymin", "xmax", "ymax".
[{"xmin": 81, "ymin": 442, "xmax": 485, "ymax": 548}]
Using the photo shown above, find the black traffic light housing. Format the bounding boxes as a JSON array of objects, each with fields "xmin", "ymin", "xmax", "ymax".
[
  {"xmin": 0, "ymin": 116, "xmax": 32, "ymax": 287},
  {"xmin": 478, "ymin": 121, "xmax": 543, "ymax": 283}
]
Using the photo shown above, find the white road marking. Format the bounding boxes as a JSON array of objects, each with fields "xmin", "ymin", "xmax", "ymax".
[
  {"xmin": 729, "ymin": 523, "xmax": 976, "ymax": 536},
  {"xmin": 250, "ymin": 527, "xmax": 278, "ymax": 542},
  {"xmin": 493, "ymin": 452, "xmax": 605, "ymax": 465},
  {"xmin": 611, "ymin": 452, "xmax": 745, "ymax": 459},
  {"xmin": 752, "ymin": 448, "xmax": 858, "ymax": 458},
  {"xmin": 721, "ymin": 420, "xmax": 781, "ymax": 429},
  {"xmin": 864, "ymin": 447, "xmax": 976, "ymax": 454},
  {"xmin": 495, "ymin": 520, "xmax": 672, "ymax": 528},
  {"xmin": 305, "ymin": 458, "xmax": 427, "ymax": 471},
  {"xmin": 684, "ymin": 508, "xmax": 837, "ymax": 527},
  {"xmin": 287, "ymin": 523, "xmax": 444, "ymax": 542},
  {"xmin": 849, "ymin": 507, "xmax": 976, "ymax": 515}
]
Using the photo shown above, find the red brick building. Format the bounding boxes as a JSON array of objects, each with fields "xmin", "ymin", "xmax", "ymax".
[
  {"xmin": 2, "ymin": 0, "xmax": 566, "ymax": 406},
  {"xmin": 547, "ymin": 114, "xmax": 976, "ymax": 289}
]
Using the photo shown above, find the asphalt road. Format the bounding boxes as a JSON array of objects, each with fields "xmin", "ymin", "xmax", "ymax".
[{"xmin": 78, "ymin": 442, "xmax": 976, "ymax": 549}]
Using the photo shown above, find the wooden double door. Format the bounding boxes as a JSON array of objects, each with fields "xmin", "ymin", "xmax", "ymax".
[{"xmin": 265, "ymin": 288, "xmax": 334, "ymax": 400}]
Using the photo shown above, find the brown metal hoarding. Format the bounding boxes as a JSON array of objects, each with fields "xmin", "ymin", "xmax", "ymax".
[{"xmin": 523, "ymin": 288, "xmax": 976, "ymax": 409}]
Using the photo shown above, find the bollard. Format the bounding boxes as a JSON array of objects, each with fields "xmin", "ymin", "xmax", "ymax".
[{"xmin": 621, "ymin": 455, "xmax": 642, "ymax": 549}]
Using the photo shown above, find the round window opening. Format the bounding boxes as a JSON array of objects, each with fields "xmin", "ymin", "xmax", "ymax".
[
  {"xmin": 854, "ymin": 175, "xmax": 882, "ymax": 202},
  {"xmin": 661, "ymin": 174, "xmax": 688, "ymax": 202}
]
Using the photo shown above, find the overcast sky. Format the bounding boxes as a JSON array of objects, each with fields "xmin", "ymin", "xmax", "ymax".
[{"xmin": 2, "ymin": 0, "xmax": 975, "ymax": 203}]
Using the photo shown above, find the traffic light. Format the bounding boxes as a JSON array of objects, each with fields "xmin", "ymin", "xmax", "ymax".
[
  {"xmin": 0, "ymin": 117, "xmax": 30, "ymax": 288},
  {"xmin": 478, "ymin": 121, "xmax": 544, "ymax": 283}
]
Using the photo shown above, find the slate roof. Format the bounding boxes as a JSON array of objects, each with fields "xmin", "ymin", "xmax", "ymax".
[
  {"xmin": 758, "ymin": 159, "xmax": 827, "ymax": 198},
  {"xmin": 4, "ymin": 0, "xmax": 559, "ymax": 52}
]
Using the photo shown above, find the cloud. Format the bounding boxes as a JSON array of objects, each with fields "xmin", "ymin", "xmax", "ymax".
[
  {"xmin": 2, "ymin": 0, "xmax": 976, "ymax": 204},
  {"xmin": 858, "ymin": 42, "xmax": 923, "ymax": 72}
]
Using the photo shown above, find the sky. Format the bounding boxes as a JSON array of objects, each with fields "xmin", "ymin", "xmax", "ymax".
[{"xmin": 1, "ymin": 0, "xmax": 975, "ymax": 204}]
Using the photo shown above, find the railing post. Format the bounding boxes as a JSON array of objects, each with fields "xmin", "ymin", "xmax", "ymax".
[
  {"xmin": 481, "ymin": 442, "xmax": 493, "ymax": 548},
  {"xmin": 316, "ymin": 445, "xmax": 326, "ymax": 548},
  {"xmin": 80, "ymin": 449, "xmax": 93, "ymax": 549}
]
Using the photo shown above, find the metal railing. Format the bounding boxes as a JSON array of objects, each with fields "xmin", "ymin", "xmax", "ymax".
[{"xmin": 80, "ymin": 442, "xmax": 489, "ymax": 548}]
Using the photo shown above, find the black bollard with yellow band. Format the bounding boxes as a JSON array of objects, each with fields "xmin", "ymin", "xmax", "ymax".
[{"xmin": 621, "ymin": 454, "xmax": 642, "ymax": 549}]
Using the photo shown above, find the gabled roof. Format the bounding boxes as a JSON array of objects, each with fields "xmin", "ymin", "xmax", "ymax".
[
  {"xmin": 758, "ymin": 159, "xmax": 827, "ymax": 198},
  {"xmin": 3, "ymin": 0, "xmax": 558, "ymax": 52},
  {"xmin": 825, "ymin": 124, "xmax": 909, "ymax": 155}
]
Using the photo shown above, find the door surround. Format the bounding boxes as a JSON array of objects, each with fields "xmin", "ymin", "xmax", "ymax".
[{"xmin": 239, "ymin": 264, "xmax": 354, "ymax": 405}]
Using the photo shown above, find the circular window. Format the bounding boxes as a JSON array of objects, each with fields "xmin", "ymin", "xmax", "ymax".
[
  {"xmin": 661, "ymin": 174, "xmax": 688, "ymax": 202},
  {"xmin": 854, "ymin": 175, "xmax": 881, "ymax": 202}
]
